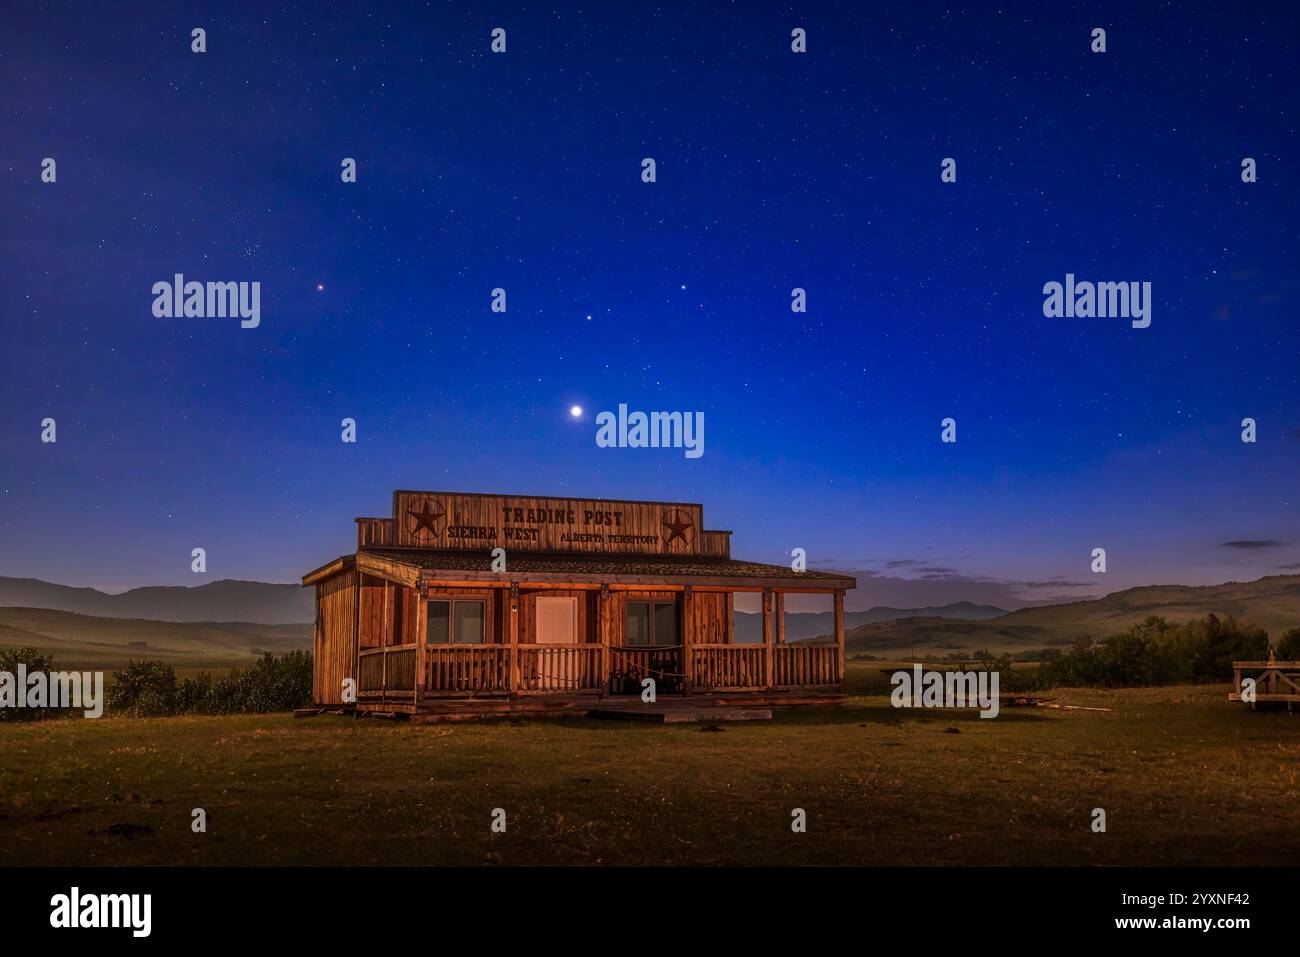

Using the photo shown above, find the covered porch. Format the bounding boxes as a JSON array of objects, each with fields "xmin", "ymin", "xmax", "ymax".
[{"xmin": 325, "ymin": 548, "xmax": 852, "ymax": 715}]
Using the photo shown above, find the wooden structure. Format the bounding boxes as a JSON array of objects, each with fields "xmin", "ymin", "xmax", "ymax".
[
  {"xmin": 302, "ymin": 491, "xmax": 855, "ymax": 717},
  {"xmin": 1230, "ymin": 654, "xmax": 1300, "ymax": 711}
]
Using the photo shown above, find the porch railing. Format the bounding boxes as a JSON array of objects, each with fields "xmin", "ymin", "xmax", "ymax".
[
  {"xmin": 361, "ymin": 641, "xmax": 841, "ymax": 700},
  {"xmin": 692, "ymin": 644, "xmax": 765, "ymax": 690},
  {"xmin": 608, "ymin": 644, "xmax": 685, "ymax": 694},
  {"xmin": 773, "ymin": 643, "xmax": 839, "ymax": 688},
  {"xmin": 358, "ymin": 645, "xmax": 418, "ymax": 701},
  {"xmin": 516, "ymin": 644, "xmax": 603, "ymax": 693},
  {"xmin": 425, "ymin": 645, "xmax": 510, "ymax": 693}
]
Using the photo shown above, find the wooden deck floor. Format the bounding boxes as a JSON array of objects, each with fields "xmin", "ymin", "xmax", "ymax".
[{"xmin": 303, "ymin": 690, "xmax": 845, "ymax": 723}]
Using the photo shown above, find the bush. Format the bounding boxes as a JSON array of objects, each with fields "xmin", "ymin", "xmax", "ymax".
[
  {"xmin": 0, "ymin": 646, "xmax": 60, "ymax": 721},
  {"xmin": 1037, "ymin": 614, "xmax": 1269, "ymax": 688},
  {"xmin": 1183, "ymin": 614, "xmax": 1268, "ymax": 682},
  {"xmin": 187, "ymin": 650, "xmax": 313, "ymax": 714},
  {"xmin": 3, "ymin": 647, "xmax": 314, "ymax": 720},
  {"xmin": 106, "ymin": 651, "xmax": 312, "ymax": 717},
  {"xmin": 1274, "ymin": 627, "xmax": 1300, "ymax": 661},
  {"xmin": 108, "ymin": 660, "xmax": 179, "ymax": 716}
]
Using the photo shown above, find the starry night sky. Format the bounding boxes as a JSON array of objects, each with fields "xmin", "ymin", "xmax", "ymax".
[{"xmin": 2, "ymin": 1, "xmax": 1297, "ymax": 610}]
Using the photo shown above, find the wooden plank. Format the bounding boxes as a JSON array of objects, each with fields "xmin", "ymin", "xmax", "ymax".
[
  {"xmin": 834, "ymin": 589, "xmax": 845, "ymax": 691},
  {"xmin": 413, "ymin": 571, "xmax": 853, "ymax": 591},
  {"xmin": 598, "ymin": 584, "xmax": 610, "ymax": 694},
  {"xmin": 392, "ymin": 491, "xmax": 705, "ymax": 556},
  {"xmin": 508, "ymin": 583, "xmax": 520, "ymax": 694},
  {"xmin": 302, "ymin": 555, "xmax": 354, "ymax": 586},
  {"xmin": 762, "ymin": 589, "xmax": 774, "ymax": 690},
  {"xmin": 682, "ymin": 585, "xmax": 695, "ymax": 695}
]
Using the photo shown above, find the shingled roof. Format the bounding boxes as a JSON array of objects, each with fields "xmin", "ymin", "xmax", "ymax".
[{"xmin": 349, "ymin": 547, "xmax": 855, "ymax": 590}]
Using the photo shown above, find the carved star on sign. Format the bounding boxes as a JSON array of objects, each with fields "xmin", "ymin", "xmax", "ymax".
[
  {"xmin": 661, "ymin": 509, "xmax": 694, "ymax": 547},
  {"xmin": 407, "ymin": 501, "xmax": 446, "ymax": 538}
]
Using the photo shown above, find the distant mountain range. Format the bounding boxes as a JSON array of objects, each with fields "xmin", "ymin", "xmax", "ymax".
[
  {"xmin": 4, "ymin": 573, "xmax": 1298, "ymax": 668},
  {"xmin": 735, "ymin": 601, "xmax": 1007, "ymax": 643},
  {"xmin": 0, "ymin": 576, "xmax": 313, "ymax": 625},
  {"xmin": 844, "ymin": 575, "xmax": 1300, "ymax": 656},
  {"xmin": 0, "ymin": 576, "xmax": 1006, "ymax": 636}
]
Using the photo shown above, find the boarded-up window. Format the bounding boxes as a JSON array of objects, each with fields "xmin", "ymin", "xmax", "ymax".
[{"xmin": 535, "ymin": 596, "xmax": 577, "ymax": 644}]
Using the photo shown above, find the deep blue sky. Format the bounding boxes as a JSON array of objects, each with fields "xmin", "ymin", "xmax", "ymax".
[{"xmin": 2, "ymin": 1, "xmax": 1297, "ymax": 610}]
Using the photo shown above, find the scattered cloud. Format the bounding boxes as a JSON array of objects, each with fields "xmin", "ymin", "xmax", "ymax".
[{"xmin": 1220, "ymin": 539, "xmax": 1287, "ymax": 550}]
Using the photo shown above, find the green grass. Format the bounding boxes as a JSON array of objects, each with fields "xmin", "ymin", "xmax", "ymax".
[{"xmin": 1, "ymin": 664, "xmax": 1296, "ymax": 866}]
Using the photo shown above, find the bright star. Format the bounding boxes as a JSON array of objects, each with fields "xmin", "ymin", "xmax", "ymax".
[{"xmin": 569, "ymin": 405, "xmax": 583, "ymax": 418}]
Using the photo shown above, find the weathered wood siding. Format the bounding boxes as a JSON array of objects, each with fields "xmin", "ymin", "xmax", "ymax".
[
  {"xmin": 692, "ymin": 591, "xmax": 731, "ymax": 643},
  {"xmin": 699, "ymin": 529, "xmax": 730, "ymax": 557},
  {"xmin": 313, "ymin": 570, "xmax": 357, "ymax": 705},
  {"xmin": 391, "ymin": 491, "xmax": 705, "ymax": 555},
  {"xmin": 358, "ymin": 575, "xmax": 387, "ymax": 649}
]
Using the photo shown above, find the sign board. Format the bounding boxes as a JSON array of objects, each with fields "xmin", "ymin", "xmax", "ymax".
[{"xmin": 390, "ymin": 491, "xmax": 705, "ymax": 555}]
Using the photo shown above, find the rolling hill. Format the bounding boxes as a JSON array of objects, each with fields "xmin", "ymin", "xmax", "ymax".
[
  {"xmin": 5, "ymin": 573, "xmax": 1299, "ymax": 668},
  {"xmin": 0, "ymin": 576, "xmax": 313, "ymax": 624},
  {"xmin": 735, "ymin": 601, "xmax": 1006, "ymax": 642},
  {"xmin": 0, "ymin": 607, "xmax": 312, "ymax": 670},
  {"xmin": 841, "ymin": 575, "xmax": 1300, "ymax": 656}
]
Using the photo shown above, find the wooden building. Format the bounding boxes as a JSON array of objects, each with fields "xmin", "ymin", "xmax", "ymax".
[{"xmin": 302, "ymin": 491, "xmax": 855, "ymax": 717}]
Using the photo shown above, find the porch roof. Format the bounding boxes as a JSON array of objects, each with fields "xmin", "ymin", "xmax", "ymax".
[{"xmin": 353, "ymin": 547, "xmax": 856, "ymax": 591}]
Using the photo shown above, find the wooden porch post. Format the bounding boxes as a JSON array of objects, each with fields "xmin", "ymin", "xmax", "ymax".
[
  {"xmin": 598, "ymin": 584, "xmax": 611, "ymax": 695},
  {"xmin": 834, "ymin": 589, "xmax": 845, "ymax": 692},
  {"xmin": 774, "ymin": 591, "xmax": 784, "ymax": 689},
  {"xmin": 381, "ymin": 581, "xmax": 392, "ymax": 706},
  {"xmin": 762, "ymin": 588, "xmax": 774, "ymax": 690},
  {"xmin": 351, "ymin": 570, "xmax": 361, "ymax": 709},
  {"xmin": 508, "ymin": 583, "xmax": 520, "ymax": 694},
  {"xmin": 681, "ymin": 585, "xmax": 695, "ymax": 695},
  {"xmin": 415, "ymin": 580, "xmax": 428, "ymax": 706}
]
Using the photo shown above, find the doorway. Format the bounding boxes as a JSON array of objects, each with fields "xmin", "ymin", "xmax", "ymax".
[
  {"xmin": 534, "ymin": 596, "xmax": 579, "ymax": 688},
  {"xmin": 612, "ymin": 598, "xmax": 683, "ymax": 694}
]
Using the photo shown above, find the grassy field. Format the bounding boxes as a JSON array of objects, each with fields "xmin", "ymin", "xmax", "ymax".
[{"xmin": 2, "ymin": 663, "xmax": 1296, "ymax": 867}]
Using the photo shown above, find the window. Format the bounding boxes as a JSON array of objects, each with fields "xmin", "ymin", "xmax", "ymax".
[
  {"xmin": 454, "ymin": 601, "xmax": 485, "ymax": 644},
  {"xmin": 625, "ymin": 600, "xmax": 678, "ymax": 646},
  {"xmin": 426, "ymin": 599, "xmax": 486, "ymax": 644}
]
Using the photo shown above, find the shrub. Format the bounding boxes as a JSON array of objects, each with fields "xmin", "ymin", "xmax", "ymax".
[
  {"xmin": 1274, "ymin": 627, "xmax": 1300, "ymax": 661},
  {"xmin": 0, "ymin": 646, "xmax": 60, "ymax": 721},
  {"xmin": 106, "ymin": 651, "xmax": 312, "ymax": 717},
  {"xmin": 1037, "ymin": 614, "xmax": 1268, "ymax": 688},
  {"xmin": 108, "ymin": 660, "xmax": 179, "ymax": 716},
  {"xmin": 177, "ymin": 650, "xmax": 313, "ymax": 715},
  {"xmin": 1184, "ymin": 614, "xmax": 1268, "ymax": 682}
]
